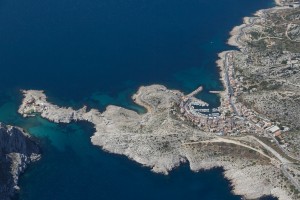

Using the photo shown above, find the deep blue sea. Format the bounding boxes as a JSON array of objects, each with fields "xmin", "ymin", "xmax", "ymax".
[{"xmin": 0, "ymin": 0, "xmax": 278, "ymax": 199}]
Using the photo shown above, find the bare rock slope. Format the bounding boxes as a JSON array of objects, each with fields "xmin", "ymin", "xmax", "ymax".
[{"xmin": 0, "ymin": 123, "xmax": 40, "ymax": 200}]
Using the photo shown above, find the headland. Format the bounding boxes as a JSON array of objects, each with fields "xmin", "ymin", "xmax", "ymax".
[{"xmin": 0, "ymin": 123, "xmax": 40, "ymax": 200}]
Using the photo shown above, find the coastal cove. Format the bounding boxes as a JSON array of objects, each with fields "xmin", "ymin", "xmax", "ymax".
[
  {"xmin": 0, "ymin": 0, "xmax": 280, "ymax": 199},
  {"xmin": 0, "ymin": 100, "xmax": 277, "ymax": 200}
]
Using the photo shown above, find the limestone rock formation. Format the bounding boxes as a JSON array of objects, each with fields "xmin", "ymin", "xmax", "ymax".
[
  {"xmin": 0, "ymin": 123, "xmax": 40, "ymax": 200},
  {"xmin": 18, "ymin": 87, "xmax": 296, "ymax": 200}
]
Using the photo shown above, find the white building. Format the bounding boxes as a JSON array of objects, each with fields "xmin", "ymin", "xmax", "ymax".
[{"xmin": 266, "ymin": 125, "xmax": 280, "ymax": 133}]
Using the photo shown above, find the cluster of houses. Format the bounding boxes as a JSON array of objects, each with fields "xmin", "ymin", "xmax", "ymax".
[
  {"xmin": 266, "ymin": 125, "xmax": 290, "ymax": 147},
  {"xmin": 179, "ymin": 93, "xmax": 251, "ymax": 136},
  {"xmin": 176, "ymin": 51, "xmax": 290, "ymax": 150},
  {"xmin": 22, "ymin": 96, "xmax": 48, "ymax": 116},
  {"xmin": 223, "ymin": 52, "xmax": 291, "ymax": 145}
]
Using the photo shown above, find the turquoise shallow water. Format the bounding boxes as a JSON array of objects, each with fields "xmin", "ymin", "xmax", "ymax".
[
  {"xmin": 0, "ymin": 98, "xmax": 276, "ymax": 200},
  {"xmin": 0, "ymin": 99, "xmax": 242, "ymax": 200},
  {"xmin": 0, "ymin": 0, "xmax": 279, "ymax": 199}
]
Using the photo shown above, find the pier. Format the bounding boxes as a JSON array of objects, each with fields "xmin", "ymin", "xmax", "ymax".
[
  {"xmin": 209, "ymin": 91, "xmax": 222, "ymax": 94},
  {"xmin": 187, "ymin": 86, "xmax": 203, "ymax": 97}
]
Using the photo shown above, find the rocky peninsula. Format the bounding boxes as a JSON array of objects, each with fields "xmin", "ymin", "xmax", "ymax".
[
  {"xmin": 17, "ymin": 0, "xmax": 300, "ymax": 199},
  {"xmin": 18, "ymin": 85, "xmax": 296, "ymax": 200},
  {"xmin": 0, "ymin": 123, "xmax": 40, "ymax": 200}
]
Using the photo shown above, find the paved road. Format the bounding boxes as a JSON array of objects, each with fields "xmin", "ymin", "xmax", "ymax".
[{"xmin": 223, "ymin": 52, "xmax": 239, "ymax": 115}]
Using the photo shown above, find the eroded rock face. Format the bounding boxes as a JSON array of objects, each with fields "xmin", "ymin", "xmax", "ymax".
[{"xmin": 0, "ymin": 123, "xmax": 40, "ymax": 200}]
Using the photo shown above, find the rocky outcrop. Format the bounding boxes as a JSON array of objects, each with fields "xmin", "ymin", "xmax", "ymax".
[{"xmin": 0, "ymin": 123, "xmax": 40, "ymax": 200}]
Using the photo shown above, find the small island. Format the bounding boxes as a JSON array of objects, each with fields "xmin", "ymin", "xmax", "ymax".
[{"xmin": 17, "ymin": 0, "xmax": 300, "ymax": 199}]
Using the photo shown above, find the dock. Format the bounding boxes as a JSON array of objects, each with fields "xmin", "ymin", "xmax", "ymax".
[
  {"xmin": 209, "ymin": 91, "xmax": 222, "ymax": 94},
  {"xmin": 187, "ymin": 86, "xmax": 203, "ymax": 97}
]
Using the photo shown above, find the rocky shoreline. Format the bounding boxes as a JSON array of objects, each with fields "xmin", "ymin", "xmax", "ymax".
[
  {"xmin": 18, "ymin": 86, "xmax": 296, "ymax": 200},
  {"xmin": 0, "ymin": 123, "xmax": 40, "ymax": 200}
]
